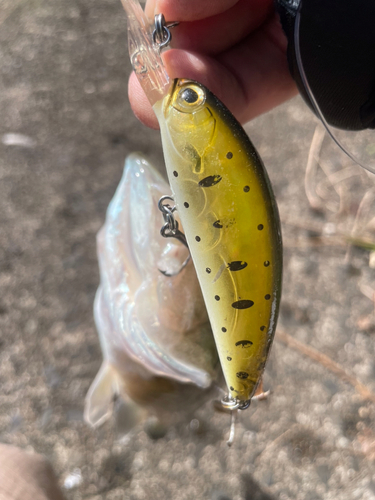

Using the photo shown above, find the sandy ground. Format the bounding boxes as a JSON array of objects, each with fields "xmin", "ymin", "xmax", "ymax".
[{"xmin": 1, "ymin": 1, "xmax": 375, "ymax": 499}]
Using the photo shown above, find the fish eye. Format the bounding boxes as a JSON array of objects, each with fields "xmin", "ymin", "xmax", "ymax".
[{"xmin": 174, "ymin": 84, "xmax": 206, "ymax": 113}]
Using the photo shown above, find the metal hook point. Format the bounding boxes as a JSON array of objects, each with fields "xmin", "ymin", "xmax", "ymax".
[
  {"xmin": 221, "ymin": 394, "xmax": 251, "ymax": 446},
  {"xmin": 157, "ymin": 195, "xmax": 191, "ymax": 276}
]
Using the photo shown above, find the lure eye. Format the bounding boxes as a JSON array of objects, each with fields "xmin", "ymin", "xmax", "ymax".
[
  {"xmin": 180, "ymin": 88, "xmax": 199, "ymax": 104},
  {"xmin": 173, "ymin": 84, "xmax": 206, "ymax": 113}
]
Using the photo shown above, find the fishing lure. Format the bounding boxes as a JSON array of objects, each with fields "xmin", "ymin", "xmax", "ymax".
[{"xmin": 121, "ymin": 0, "xmax": 282, "ymax": 412}]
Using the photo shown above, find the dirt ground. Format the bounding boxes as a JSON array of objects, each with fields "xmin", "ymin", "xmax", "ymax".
[{"xmin": 1, "ymin": 1, "xmax": 375, "ymax": 499}]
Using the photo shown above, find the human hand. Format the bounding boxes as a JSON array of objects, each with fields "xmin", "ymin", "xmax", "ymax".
[{"xmin": 128, "ymin": 0, "xmax": 298, "ymax": 129}]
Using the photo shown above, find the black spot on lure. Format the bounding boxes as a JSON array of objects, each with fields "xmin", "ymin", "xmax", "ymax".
[{"xmin": 122, "ymin": 0, "xmax": 282, "ymax": 406}]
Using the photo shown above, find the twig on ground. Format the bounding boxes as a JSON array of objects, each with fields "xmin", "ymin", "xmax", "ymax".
[
  {"xmin": 276, "ymin": 329, "xmax": 375, "ymax": 403},
  {"xmin": 255, "ymin": 424, "xmax": 301, "ymax": 463},
  {"xmin": 282, "ymin": 218, "xmax": 375, "ymax": 251},
  {"xmin": 316, "ymin": 165, "xmax": 360, "ymax": 214},
  {"xmin": 346, "ymin": 187, "xmax": 375, "ymax": 262},
  {"xmin": 305, "ymin": 125, "xmax": 326, "ymax": 211}
]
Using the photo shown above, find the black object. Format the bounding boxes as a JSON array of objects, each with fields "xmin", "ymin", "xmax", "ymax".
[{"xmin": 275, "ymin": 0, "xmax": 375, "ymax": 131}]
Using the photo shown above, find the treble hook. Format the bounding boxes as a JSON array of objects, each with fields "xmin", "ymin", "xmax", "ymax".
[
  {"xmin": 158, "ymin": 195, "xmax": 191, "ymax": 277},
  {"xmin": 221, "ymin": 395, "xmax": 251, "ymax": 446}
]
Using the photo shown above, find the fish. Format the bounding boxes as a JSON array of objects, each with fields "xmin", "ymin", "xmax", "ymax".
[
  {"xmin": 84, "ymin": 153, "xmax": 220, "ymax": 429},
  {"xmin": 121, "ymin": 0, "xmax": 283, "ymax": 408}
]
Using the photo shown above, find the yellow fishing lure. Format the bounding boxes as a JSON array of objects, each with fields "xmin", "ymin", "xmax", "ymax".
[
  {"xmin": 154, "ymin": 80, "xmax": 282, "ymax": 404},
  {"xmin": 121, "ymin": 0, "xmax": 282, "ymax": 408}
]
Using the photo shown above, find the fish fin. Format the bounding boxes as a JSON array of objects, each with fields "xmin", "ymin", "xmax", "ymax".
[{"xmin": 84, "ymin": 362, "xmax": 120, "ymax": 428}]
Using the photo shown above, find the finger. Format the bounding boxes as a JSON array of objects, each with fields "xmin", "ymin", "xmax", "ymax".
[
  {"xmin": 128, "ymin": 72, "xmax": 159, "ymax": 129},
  {"xmin": 163, "ymin": 49, "xmax": 242, "ymax": 112},
  {"xmin": 128, "ymin": 52, "xmax": 236, "ymax": 129},
  {"xmin": 128, "ymin": 16, "xmax": 297, "ymax": 127},
  {"xmin": 145, "ymin": 0, "xmax": 239, "ymax": 22},
  {"xmin": 169, "ymin": 0, "xmax": 273, "ymax": 56},
  {"xmin": 217, "ymin": 14, "xmax": 297, "ymax": 122},
  {"xmin": 164, "ymin": 15, "xmax": 296, "ymax": 123}
]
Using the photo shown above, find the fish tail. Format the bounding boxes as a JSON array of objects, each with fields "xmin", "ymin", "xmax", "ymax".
[{"xmin": 84, "ymin": 362, "xmax": 142, "ymax": 431}]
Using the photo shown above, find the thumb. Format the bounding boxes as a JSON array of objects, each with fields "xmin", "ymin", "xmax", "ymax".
[{"xmin": 145, "ymin": 0, "xmax": 240, "ymax": 22}]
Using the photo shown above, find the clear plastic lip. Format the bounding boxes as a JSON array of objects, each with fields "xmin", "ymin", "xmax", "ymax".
[
  {"xmin": 295, "ymin": 5, "xmax": 375, "ymax": 175},
  {"xmin": 121, "ymin": 0, "xmax": 171, "ymax": 106}
]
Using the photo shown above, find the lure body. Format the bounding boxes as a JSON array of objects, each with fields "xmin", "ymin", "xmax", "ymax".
[
  {"xmin": 154, "ymin": 80, "xmax": 282, "ymax": 403},
  {"xmin": 121, "ymin": 0, "xmax": 282, "ymax": 406}
]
